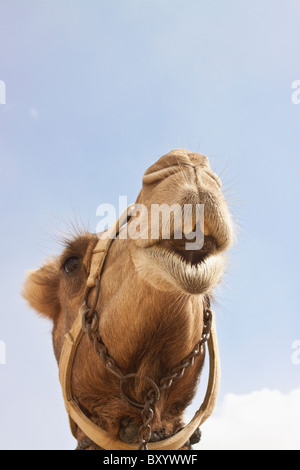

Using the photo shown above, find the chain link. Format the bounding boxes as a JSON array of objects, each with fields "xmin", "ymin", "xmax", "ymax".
[{"xmin": 81, "ymin": 285, "xmax": 213, "ymax": 450}]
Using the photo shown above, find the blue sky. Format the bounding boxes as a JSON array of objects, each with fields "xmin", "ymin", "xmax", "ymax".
[{"xmin": 0, "ymin": 0, "xmax": 300, "ymax": 449}]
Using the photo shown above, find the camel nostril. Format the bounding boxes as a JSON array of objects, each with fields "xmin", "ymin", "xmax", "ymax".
[
  {"xmin": 187, "ymin": 152, "xmax": 210, "ymax": 169},
  {"xmin": 205, "ymin": 169, "xmax": 222, "ymax": 188}
]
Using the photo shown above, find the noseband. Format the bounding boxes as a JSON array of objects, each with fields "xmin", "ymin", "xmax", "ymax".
[{"xmin": 58, "ymin": 205, "xmax": 220, "ymax": 450}]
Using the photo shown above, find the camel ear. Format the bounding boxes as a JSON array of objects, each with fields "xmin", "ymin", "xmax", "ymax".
[{"xmin": 22, "ymin": 260, "xmax": 60, "ymax": 321}]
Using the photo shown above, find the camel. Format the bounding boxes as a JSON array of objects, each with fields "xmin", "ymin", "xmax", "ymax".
[{"xmin": 23, "ymin": 149, "xmax": 234, "ymax": 450}]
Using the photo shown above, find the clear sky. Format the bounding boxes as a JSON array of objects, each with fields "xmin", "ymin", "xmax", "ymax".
[{"xmin": 0, "ymin": 0, "xmax": 299, "ymax": 450}]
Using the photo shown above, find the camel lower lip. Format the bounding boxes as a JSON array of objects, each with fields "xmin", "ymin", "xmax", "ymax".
[
  {"xmin": 130, "ymin": 233, "xmax": 226, "ymax": 295},
  {"xmin": 142, "ymin": 244, "xmax": 225, "ymax": 294}
]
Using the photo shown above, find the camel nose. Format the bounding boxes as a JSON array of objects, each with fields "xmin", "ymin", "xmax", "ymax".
[
  {"xmin": 183, "ymin": 151, "xmax": 210, "ymax": 169},
  {"xmin": 141, "ymin": 149, "xmax": 211, "ymax": 187},
  {"xmin": 155, "ymin": 149, "xmax": 210, "ymax": 171}
]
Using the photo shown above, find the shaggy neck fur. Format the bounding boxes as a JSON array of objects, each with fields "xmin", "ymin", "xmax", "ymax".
[{"xmin": 70, "ymin": 237, "xmax": 206, "ymax": 443}]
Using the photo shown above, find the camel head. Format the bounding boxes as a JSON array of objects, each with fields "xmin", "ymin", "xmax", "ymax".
[{"xmin": 23, "ymin": 149, "xmax": 234, "ymax": 449}]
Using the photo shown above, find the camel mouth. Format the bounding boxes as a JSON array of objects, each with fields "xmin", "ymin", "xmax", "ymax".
[
  {"xmin": 145, "ymin": 235, "xmax": 218, "ymax": 277},
  {"xmin": 138, "ymin": 235, "xmax": 226, "ymax": 295},
  {"xmin": 158, "ymin": 235, "xmax": 218, "ymax": 267}
]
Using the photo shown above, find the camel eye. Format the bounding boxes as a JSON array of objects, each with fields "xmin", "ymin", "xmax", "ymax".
[{"xmin": 64, "ymin": 256, "xmax": 80, "ymax": 274}]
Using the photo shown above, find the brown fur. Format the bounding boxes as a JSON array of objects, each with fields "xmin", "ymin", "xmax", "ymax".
[{"xmin": 22, "ymin": 149, "xmax": 234, "ymax": 447}]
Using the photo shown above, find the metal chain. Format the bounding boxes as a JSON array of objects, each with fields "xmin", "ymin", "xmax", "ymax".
[
  {"xmin": 136, "ymin": 304, "xmax": 212, "ymax": 450},
  {"xmin": 80, "ymin": 282, "xmax": 213, "ymax": 450},
  {"xmin": 159, "ymin": 305, "xmax": 212, "ymax": 393}
]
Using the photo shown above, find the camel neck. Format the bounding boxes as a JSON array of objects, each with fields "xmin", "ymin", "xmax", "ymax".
[{"xmin": 97, "ymin": 238, "xmax": 204, "ymax": 374}]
